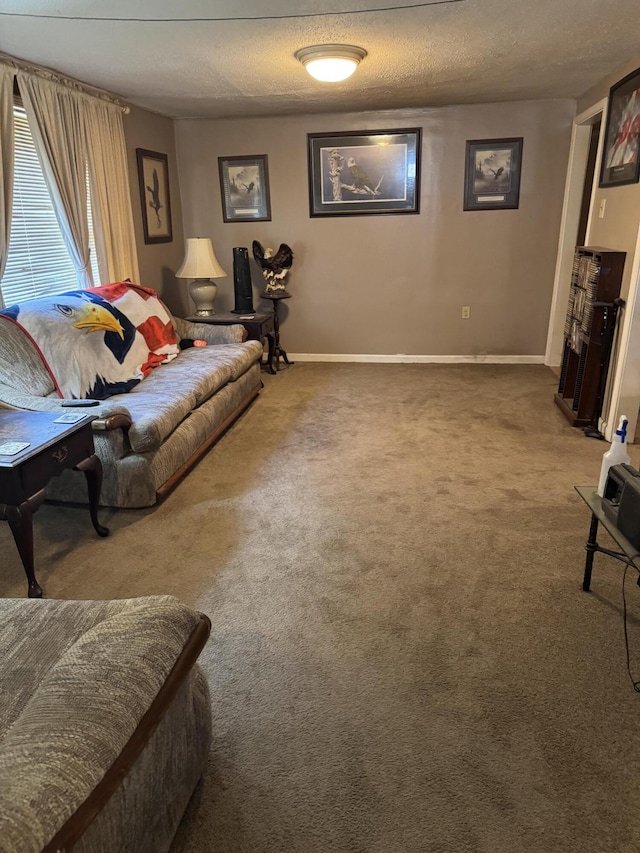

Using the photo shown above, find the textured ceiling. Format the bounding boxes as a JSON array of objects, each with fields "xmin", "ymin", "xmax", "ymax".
[{"xmin": 0, "ymin": 0, "xmax": 639, "ymax": 118}]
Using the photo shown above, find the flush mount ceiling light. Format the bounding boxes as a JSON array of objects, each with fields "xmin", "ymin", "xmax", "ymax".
[{"xmin": 295, "ymin": 44, "xmax": 367, "ymax": 83}]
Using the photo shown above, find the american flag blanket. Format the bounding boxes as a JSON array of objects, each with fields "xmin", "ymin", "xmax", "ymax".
[{"xmin": 0, "ymin": 282, "xmax": 180, "ymax": 399}]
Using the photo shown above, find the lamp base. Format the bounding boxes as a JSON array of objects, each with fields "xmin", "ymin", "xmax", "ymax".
[{"xmin": 189, "ymin": 279, "xmax": 217, "ymax": 315}]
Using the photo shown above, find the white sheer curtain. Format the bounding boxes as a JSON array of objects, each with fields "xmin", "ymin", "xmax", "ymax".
[
  {"xmin": 17, "ymin": 71, "xmax": 93, "ymax": 288},
  {"xmin": 84, "ymin": 98, "xmax": 140, "ymax": 284},
  {"xmin": 0, "ymin": 64, "xmax": 16, "ymax": 295}
]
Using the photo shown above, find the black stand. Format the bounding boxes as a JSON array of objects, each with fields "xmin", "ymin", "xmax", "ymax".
[{"xmin": 264, "ymin": 293, "xmax": 293, "ymax": 372}]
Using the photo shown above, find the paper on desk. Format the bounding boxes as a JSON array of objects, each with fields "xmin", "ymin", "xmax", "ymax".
[{"xmin": 0, "ymin": 441, "xmax": 30, "ymax": 455}]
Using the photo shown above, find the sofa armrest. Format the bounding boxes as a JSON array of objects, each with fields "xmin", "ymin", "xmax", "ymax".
[
  {"xmin": 0, "ymin": 596, "xmax": 210, "ymax": 853},
  {"xmin": 173, "ymin": 316, "xmax": 246, "ymax": 344},
  {"xmin": 91, "ymin": 413, "xmax": 133, "ymax": 432},
  {"xmin": 0, "ymin": 383, "xmax": 133, "ymax": 430}
]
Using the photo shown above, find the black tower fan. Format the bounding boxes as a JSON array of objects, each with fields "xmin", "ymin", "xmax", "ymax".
[{"xmin": 231, "ymin": 247, "xmax": 255, "ymax": 314}]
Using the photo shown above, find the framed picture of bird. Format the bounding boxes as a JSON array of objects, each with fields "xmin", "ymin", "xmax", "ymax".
[
  {"xmin": 463, "ymin": 138, "xmax": 523, "ymax": 211},
  {"xmin": 218, "ymin": 154, "xmax": 272, "ymax": 222},
  {"xmin": 135, "ymin": 148, "xmax": 173, "ymax": 244},
  {"xmin": 307, "ymin": 128, "xmax": 421, "ymax": 217}
]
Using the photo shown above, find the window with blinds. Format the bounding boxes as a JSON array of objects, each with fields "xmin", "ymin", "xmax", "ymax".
[{"xmin": 0, "ymin": 103, "xmax": 101, "ymax": 307}]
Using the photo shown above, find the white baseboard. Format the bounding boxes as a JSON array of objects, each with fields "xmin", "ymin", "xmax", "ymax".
[{"xmin": 287, "ymin": 353, "xmax": 546, "ymax": 365}]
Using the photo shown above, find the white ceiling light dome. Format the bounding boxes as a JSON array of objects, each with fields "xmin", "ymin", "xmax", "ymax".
[{"xmin": 295, "ymin": 44, "xmax": 368, "ymax": 83}]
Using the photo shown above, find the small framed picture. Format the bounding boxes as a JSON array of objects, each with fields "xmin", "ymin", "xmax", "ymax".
[
  {"xmin": 599, "ymin": 67, "xmax": 640, "ymax": 188},
  {"xmin": 307, "ymin": 128, "xmax": 421, "ymax": 217},
  {"xmin": 218, "ymin": 154, "xmax": 271, "ymax": 222},
  {"xmin": 136, "ymin": 148, "xmax": 173, "ymax": 244},
  {"xmin": 463, "ymin": 138, "xmax": 523, "ymax": 211}
]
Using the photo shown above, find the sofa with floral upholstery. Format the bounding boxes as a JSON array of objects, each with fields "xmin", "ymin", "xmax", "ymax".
[{"xmin": 0, "ymin": 282, "xmax": 263, "ymax": 507}]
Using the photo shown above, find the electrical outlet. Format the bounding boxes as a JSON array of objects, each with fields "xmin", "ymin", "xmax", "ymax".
[{"xmin": 462, "ymin": 306, "xmax": 471, "ymax": 319}]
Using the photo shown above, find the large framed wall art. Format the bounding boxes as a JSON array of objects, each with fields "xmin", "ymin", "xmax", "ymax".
[
  {"xmin": 136, "ymin": 148, "xmax": 173, "ymax": 244},
  {"xmin": 599, "ymin": 67, "xmax": 640, "ymax": 188},
  {"xmin": 463, "ymin": 138, "xmax": 523, "ymax": 211},
  {"xmin": 307, "ymin": 128, "xmax": 421, "ymax": 217}
]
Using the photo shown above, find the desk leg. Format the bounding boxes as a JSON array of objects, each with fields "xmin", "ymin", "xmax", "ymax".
[
  {"xmin": 583, "ymin": 512, "xmax": 599, "ymax": 592},
  {"xmin": 4, "ymin": 490, "xmax": 45, "ymax": 598},
  {"xmin": 75, "ymin": 454, "xmax": 109, "ymax": 538}
]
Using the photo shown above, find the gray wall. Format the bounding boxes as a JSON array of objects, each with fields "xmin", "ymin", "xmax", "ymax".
[
  {"xmin": 123, "ymin": 105, "xmax": 187, "ymax": 317},
  {"xmin": 175, "ymin": 100, "xmax": 575, "ymax": 356}
]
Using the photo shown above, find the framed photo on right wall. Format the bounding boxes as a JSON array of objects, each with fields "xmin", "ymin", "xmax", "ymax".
[
  {"xmin": 599, "ymin": 67, "xmax": 640, "ymax": 188},
  {"xmin": 463, "ymin": 137, "xmax": 523, "ymax": 211}
]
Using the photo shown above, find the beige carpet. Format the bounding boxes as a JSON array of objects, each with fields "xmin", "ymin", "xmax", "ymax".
[{"xmin": 3, "ymin": 364, "xmax": 640, "ymax": 852}]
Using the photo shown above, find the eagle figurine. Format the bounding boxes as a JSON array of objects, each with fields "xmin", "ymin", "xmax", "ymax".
[{"xmin": 252, "ymin": 240, "xmax": 294, "ymax": 297}]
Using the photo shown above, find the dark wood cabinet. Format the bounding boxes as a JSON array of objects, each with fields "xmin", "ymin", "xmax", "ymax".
[{"xmin": 554, "ymin": 246, "xmax": 625, "ymax": 428}]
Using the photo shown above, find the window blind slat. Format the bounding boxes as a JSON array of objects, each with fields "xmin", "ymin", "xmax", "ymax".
[{"xmin": 1, "ymin": 104, "xmax": 101, "ymax": 307}]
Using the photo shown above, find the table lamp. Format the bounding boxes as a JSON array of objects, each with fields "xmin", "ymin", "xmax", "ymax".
[{"xmin": 176, "ymin": 237, "xmax": 227, "ymax": 316}]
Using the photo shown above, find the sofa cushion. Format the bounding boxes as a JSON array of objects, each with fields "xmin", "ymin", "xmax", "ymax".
[
  {"xmin": 121, "ymin": 384, "xmax": 200, "ymax": 454},
  {"xmin": 110, "ymin": 342, "xmax": 261, "ymax": 453},
  {"xmin": 121, "ymin": 353, "xmax": 233, "ymax": 453},
  {"xmin": 202, "ymin": 340, "xmax": 264, "ymax": 380},
  {"xmin": 175, "ymin": 340, "xmax": 263, "ymax": 391}
]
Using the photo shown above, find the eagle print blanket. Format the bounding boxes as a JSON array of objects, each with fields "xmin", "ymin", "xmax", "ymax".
[{"xmin": 0, "ymin": 282, "xmax": 180, "ymax": 399}]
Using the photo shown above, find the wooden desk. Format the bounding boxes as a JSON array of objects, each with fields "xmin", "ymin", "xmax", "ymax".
[
  {"xmin": 186, "ymin": 311, "xmax": 277, "ymax": 374},
  {"xmin": 0, "ymin": 410, "xmax": 108, "ymax": 598}
]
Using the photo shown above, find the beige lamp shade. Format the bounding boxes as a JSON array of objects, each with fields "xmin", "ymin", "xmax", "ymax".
[
  {"xmin": 176, "ymin": 237, "xmax": 227, "ymax": 316},
  {"xmin": 176, "ymin": 237, "xmax": 227, "ymax": 279}
]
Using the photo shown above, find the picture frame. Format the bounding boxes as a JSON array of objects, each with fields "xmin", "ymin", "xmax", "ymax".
[
  {"xmin": 218, "ymin": 154, "xmax": 271, "ymax": 222},
  {"xmin": 599, "ymin": 67, "xmax": 640, "ymax": 188},
  {"xmin": 307, "ymin": 128, "xmax": 421, "ymax": 217},
  {"xmin": 136, "ymin": 148, "xmax": 173, "ymax": 244},
  {"xmin": 463, "ymin": 137, "xmax": 523, "ymax": 211}
]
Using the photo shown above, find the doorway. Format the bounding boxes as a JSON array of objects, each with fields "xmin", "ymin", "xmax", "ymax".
[{"xmin": 545, "ymin": 100, "xmax": 607, "ymax": 369}]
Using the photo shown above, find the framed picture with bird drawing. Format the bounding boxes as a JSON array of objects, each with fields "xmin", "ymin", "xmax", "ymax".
[
  {"xmin": 307, "ymin": 128, "xmax": 421, "ymax": 217},
  {"xmin": 136, "ymin": 148, "xmax": 173, "ymax": 244},
  {"xmin": 218, "ymin": 154, "xmax": 271, "ymax": 222},
  {"xmin": 463, "ymin": 138, "xmax": 523, "ymax": 211}
]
